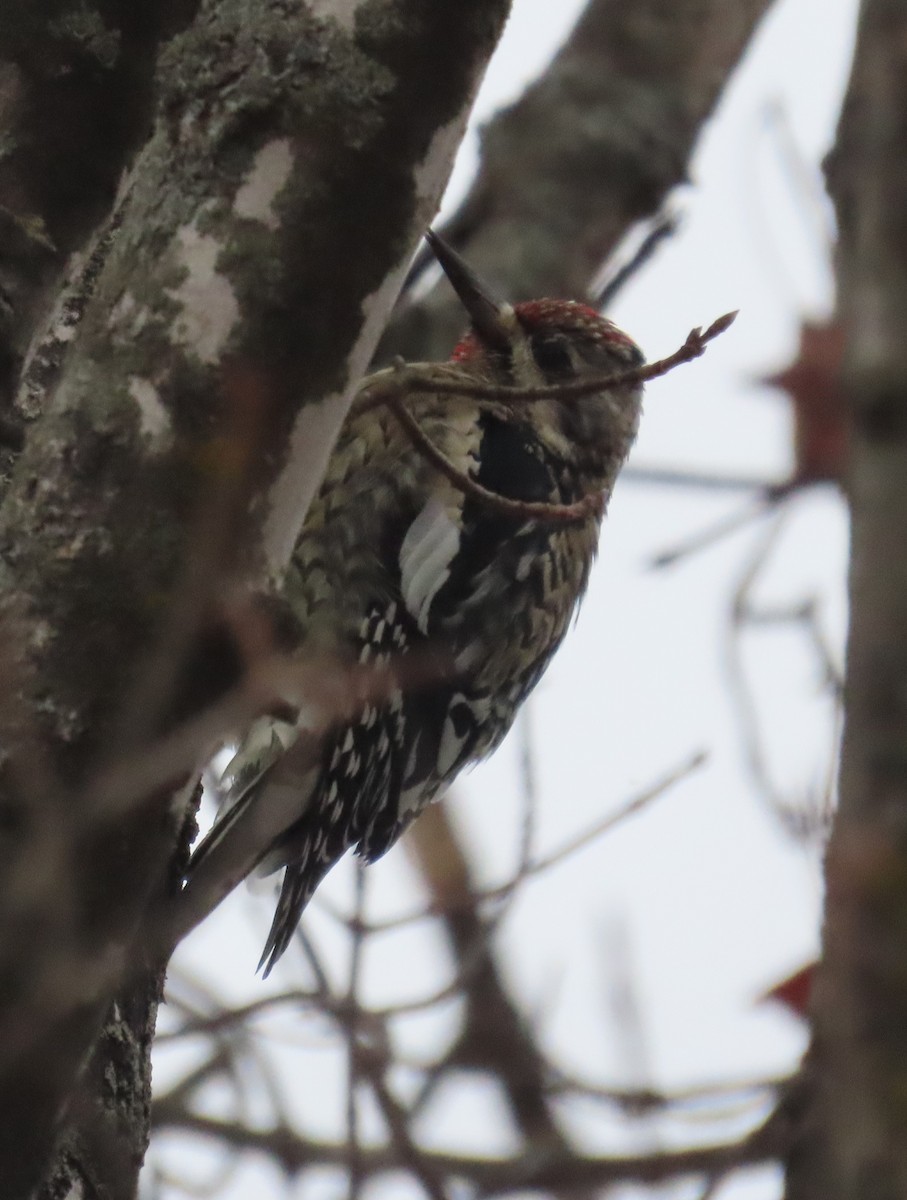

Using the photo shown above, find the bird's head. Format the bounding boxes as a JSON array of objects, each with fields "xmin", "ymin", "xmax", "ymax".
[{"xmin": 426, "ymin": 230, "xmax": 644, "ymax": 493}]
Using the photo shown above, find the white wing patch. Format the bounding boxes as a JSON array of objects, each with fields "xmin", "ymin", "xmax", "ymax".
[
  {"xmin": 218, "ymin": 716, "xmax": 299, "ymax": 811},
  {"xmin": 399, "ymin": 496, "xmax": 461, "ymax": 634}
]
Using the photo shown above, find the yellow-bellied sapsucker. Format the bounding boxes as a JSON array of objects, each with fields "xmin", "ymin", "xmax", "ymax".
[{"xmin": 192, "ymin": 232, "xmax": 644, "ymax": 974}]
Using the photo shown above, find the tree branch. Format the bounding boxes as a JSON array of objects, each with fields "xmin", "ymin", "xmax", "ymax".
[
  {"xmin": 789, "ymin": 2, "xmax": 907, "ymax": 1195},
  {"xmin": 0, "ymin": 2, "xmax": 511, "ymax": 1194}
]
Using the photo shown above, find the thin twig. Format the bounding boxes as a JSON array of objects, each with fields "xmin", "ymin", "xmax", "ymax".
[
  {"xmin": 339, "ymin": 751, "xmax": 705, "ymax": 935},
  {"xmin": 156, "ymin": 989, "xmax": 312, "ymax": 1042},
  {"xmin": 623, "ymin": 464, "xmax": 786, "ymax": 493},
  {"xmin": 346, "ymin": 865, "xmax": 367, "ymax": 1200},
  {"xmin": 358, "ymin": 1047, "xmax": 451, "ymax": 1200},
  {"xmin": 371, "ymin": 315, "xmax": 738, "ymax": 525},
  {"xmin": 360, "ymin": 312, "xmax": 738, "ymax": 412},
  {"xmin": 162, "ymin": 964, "xmax": 291, "ymax": 1128},
  {"xmin": 389, "ymin": 397, "xmax": 603, "ymax": 524},
  {"xmin": 296, "ymin": 926, "xmax": 335, "ymax": 998},
  {"xmin": 515, "ymin": 705, "xmax": 539, "ymax": 892},
  {"xmin": 648, "ymin": 483, "xmax": 798, "ymax": 570},
  {"xmin": 726, "ymin": 510, "xmax": 839, "ymax": 843},
  {"xmin": 150, "ymin": 1108, "xmax": 788, "ymax": 1192},
  {"xmin": 278, "ymin": 904, "xmax": 449, "ymax": 1199},
  {"xmin": 548, "ymin": 1068, "xmax": 788, "ymax": 1112},
  {"xmin": 594, "ymin": 212, "xmax": 680, "ymax": 309}
]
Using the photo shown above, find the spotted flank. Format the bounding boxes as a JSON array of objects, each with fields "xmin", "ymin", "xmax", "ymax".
[
  {"xmin": 256, "ymin": 600, "xmax": 410, "ymax": 973},
  {"xmin": 436, "ymin": 692, "xmax": 489, "ymax": 779}
]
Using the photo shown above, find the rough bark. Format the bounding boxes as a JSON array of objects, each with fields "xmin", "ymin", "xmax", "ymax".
[
  {"xmin": 787, "ymin": 3, "xmax": 907, "ymax": 1196},
  {"xmin": 0, "ymin": 3, "xmax": 199, "ymax": 425},
  {"xmin": 0, "ymin": 2, "xmax": 510, "ymax": 1196}
]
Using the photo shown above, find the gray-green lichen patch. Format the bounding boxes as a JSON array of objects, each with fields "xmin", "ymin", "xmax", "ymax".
[
  {"xmin": 0, "ymin": 376, "xmax": 194, "ymax": 763},
  {"xmin": 46, "ymin": 3, "xmax": 120, "ymax": 67}
]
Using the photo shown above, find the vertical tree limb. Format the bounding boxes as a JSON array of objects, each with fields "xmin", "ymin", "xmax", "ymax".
[
  {"xmin": 789, "ymin": 4, "xmax": 907, "ymax": 1196},
  {"xmin": 0, "ymin": 2, "xmax": 511, "ymax": 1195},
  {"xmin": 0, "ymin": 3, "xmax": 199, "ymax": 413}
]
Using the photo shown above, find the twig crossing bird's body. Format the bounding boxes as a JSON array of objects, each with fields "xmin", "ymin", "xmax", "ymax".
[{"xmin": 192, "ymin": 234, "xmax": 644, "ymax": 974}]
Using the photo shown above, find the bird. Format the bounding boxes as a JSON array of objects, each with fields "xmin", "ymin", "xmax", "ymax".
[{"xmin": 188, "ymin": 231, "xmax": 645, "ymax": 974}]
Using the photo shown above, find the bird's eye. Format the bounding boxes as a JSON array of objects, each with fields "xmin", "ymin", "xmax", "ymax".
[{"xmin": 530, "ymin": 334, "xmax": 572, "ymax": 376}]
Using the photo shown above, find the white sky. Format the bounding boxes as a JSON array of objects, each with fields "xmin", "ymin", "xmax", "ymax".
[{"xmin": 154, "ymin": 3, "xmax": 860, "ymax": 1197}]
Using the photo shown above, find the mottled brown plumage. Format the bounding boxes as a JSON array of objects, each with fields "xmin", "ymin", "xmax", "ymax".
[{"xmin": 190, "ymin": 235, "xmax": 644, "ymax": 974}]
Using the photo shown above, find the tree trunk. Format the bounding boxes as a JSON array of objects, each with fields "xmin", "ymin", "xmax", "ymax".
[
  {"xmin": 0, "ymin": 2, "xmax": 510, "ymax": 1195},
  {"xmin": 788, "ymin": 3, "xmax": 907, "ymax": 1195}
]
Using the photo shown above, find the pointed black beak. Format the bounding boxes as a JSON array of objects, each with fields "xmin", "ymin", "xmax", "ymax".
[{"xmin": 425, "ymin": 230, "xmax": 512, "ymax": 353}]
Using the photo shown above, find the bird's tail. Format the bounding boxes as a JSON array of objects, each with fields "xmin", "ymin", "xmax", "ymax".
[
  {"xmin": 257, "ymin": 859, "xmax": 331, "ymax": 976},
  {"xmin": 180, "ymin": 719, "xmax": 322, "ymax": 951}
]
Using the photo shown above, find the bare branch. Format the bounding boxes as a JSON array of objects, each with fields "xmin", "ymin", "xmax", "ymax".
[
  {"xmin": 335, "ymin": 752, "xmax": 706, "ymax": 935},
  {"xmin": 151, "ymin": 1107, "xmax": 788, "ymax": 1194},
  {"xmin": 359, "ymin": 316, "xmax": 738, "ymax": 526},
  {"xmin": 363, "ymin": 313, "xmax": 738, "ymax": 412}
]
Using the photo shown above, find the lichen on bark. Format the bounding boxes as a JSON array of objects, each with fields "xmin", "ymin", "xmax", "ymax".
[{"xmin": 0, "ymin": 2, "xmax": 512, "ymax": 1195}]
